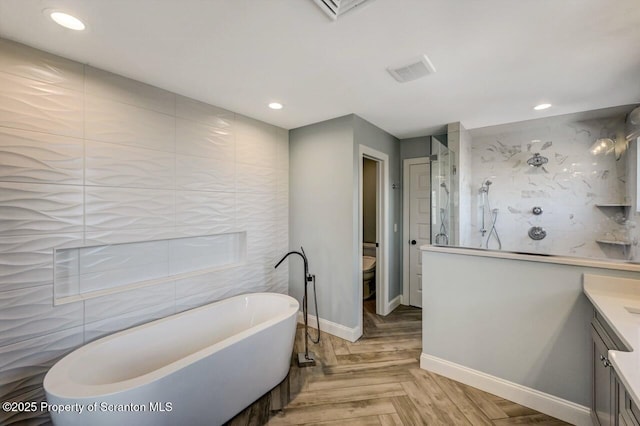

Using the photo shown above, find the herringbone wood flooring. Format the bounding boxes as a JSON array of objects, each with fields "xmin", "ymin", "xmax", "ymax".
[{"xmin": 267, "ymin": 300, "xmax": 569, "ymax": 425}]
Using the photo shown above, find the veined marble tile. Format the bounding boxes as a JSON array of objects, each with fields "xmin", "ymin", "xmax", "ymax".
[
  {"xmin": 85, "ymin": 186, "xmax": 174, "ymax": 231},
  {"xmin": 85, "ymin": 66, "xmax": 175, "ymax": 115},
  {"xmin": 175, "ymin": 190, "xmax": 235, "ymax": 232},
  {"xmin": 175, "ymin": 154, "xmax": 235, "ymax": 192},
  {"xmin": 0, "ymin": 39, "xmax": 84, "ymax": 91},
  {"xmin": 0, "ymin": 233, "xmax": 82, "ymax": 293},
  {"xmin": 175, "ymin": 117, "xmax": 234, "ymax": 161},
  {"xmin": 85, "ymin": 96, "xmax": 175, "ymax": 152},
  {"xmin": 0, "ymin": 127, "xmax": 83, "ymax": 185},
  {"xmin": 84, "ymin": 302, "xmax": 175, "ymax": 343},
  {"xmin": 84, "ymin": 282, "xmax": 175, "ymax": 324},
  {"xmin": 0, "ymin": 285, "xmax": 83, "ymax": 347},
  {"xmin": 0, "ymin": 182, "xmax": 83, "ymax": 237},
  {"xmin": 0, "ymin": 386, "xmax": 50, "ymax": 425},
  {"xmin": 0, "ymin": 71, "xmax": 83, "ymax": 138},
  {"xmin": 235, "ymin": 115, "xmax": 278, "ymax": 167},
  {"xmin": 175, "ymin": 95, "xmax": 234, "ymax": 127},
  {"xmin": 0, "ymin": 326, "xmax": 83, "ymax": 402},
  {"xmin": 85, "ymin": 139, "xmax": 175, "ymax": 189},
  {"xmin": 236, "ymin": 163, "xmax": 276, "ymax": 194},
  {"xmin": 468, "ymin": 114, "xmax": 629, "ymax": 259}
]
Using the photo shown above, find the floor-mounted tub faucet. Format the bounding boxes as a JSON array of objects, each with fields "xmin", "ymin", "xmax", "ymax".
[{"xmin": 275, "ymin": 247, "xmax": 320, "ymax": 367}]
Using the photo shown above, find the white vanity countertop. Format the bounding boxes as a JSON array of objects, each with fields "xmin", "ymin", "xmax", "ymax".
[
  {"xmin": 584, "ymin": 274, "xmax": 640, "ymax": 408},
  {"xmin": 421, "ymin": 245, "xmax": 640, "ymax": 273}
]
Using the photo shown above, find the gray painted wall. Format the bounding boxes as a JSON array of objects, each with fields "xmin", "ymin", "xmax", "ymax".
[
  {"xmin": 354, "ymin": 116, "xmax": 402, "ymax": 300},
  {"xmin": 422, "ymin": 249, "xmax": 640, "ymax": 406},
  {"xmin": 289, "ymin": 115, "xmax": 356, "ymax": 327},
  {"xmin": 400, "ymin": 136, "xmax": 430, "ymax": 161},
  {"xmin": 289, "ymin": 114, "xmax": 401, "ymax": 329}
]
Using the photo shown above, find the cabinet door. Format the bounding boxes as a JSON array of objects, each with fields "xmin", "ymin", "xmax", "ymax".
[{"xmin": 593, "ymin": 326, "xmax": 614, "ymax": 426}]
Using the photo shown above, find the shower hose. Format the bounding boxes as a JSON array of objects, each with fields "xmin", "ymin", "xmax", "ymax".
[{"xmin": 485, "ymin": 208, "xmax": 502, "ymax": 250}]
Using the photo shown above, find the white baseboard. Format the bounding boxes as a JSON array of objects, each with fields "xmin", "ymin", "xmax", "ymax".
[
  {"xmin": 297, "ymin": 311, "xmax": 360, "ymax": 343},
  {"xmin": 383, "ymin": 295, "xmax": 401, "ymax": 315},
  {"xmin": 420, "ymin": 353, "xmax": 591, "ymax": 426}
]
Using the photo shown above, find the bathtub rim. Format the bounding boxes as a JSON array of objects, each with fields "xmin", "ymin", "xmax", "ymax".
[{"xmin": 44, "ymin": 292, "xmax": 299, "ymax": 399}]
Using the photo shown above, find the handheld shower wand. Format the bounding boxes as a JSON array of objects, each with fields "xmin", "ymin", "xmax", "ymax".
[
  {"xmin": 434, "ymin": 182, "xmax": 450, "ymax": 245},
  {"xmin": 275, "ymin": 247, "xmax": 320, "ymax": 367},
  {"xmin": 479, "ymin": 180, "xmax": 502, "ymax": 249}
]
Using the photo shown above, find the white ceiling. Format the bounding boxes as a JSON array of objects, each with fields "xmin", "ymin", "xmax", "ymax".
[{"xmin": 0, "ymin": 0, "xmax": 639, "ymax": 138}]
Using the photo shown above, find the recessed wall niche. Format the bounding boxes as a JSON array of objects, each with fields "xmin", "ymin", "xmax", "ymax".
[{"xmin": 54, "ymin": 232, "xmax": 246, "ymax": 304}]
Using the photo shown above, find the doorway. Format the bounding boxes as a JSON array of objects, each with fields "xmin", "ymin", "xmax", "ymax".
[
  {"xmin": 402, "ymin": 157, "xmax": 430, "ymax": 308},
  {"xmin": 357, "ymin": 145, "xmax": 390, "ymax": 338},
  {"xmin": 362, "ymin": 158, "xmax": 378, "ymax": 303}
]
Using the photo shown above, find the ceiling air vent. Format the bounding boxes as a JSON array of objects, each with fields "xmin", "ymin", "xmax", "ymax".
[
  {"xmin": 312, "ymin": 0, "xmax": 372, "ymax": 20},
  {"xmin": 387, "ymin": 55, "xmax": 437, "ymax": 83}
]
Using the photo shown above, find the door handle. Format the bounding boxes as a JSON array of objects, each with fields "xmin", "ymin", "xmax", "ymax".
[{"xmin": 410, "ymin": 240, "xmax": 417, "ymax": 245}]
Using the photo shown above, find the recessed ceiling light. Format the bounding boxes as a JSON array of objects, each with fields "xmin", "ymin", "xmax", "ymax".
[
  {"xmin": 49, "ymin": 11, "xmax": 86, "ymax": 31},
  {"xmin": 534, "ymin": 103, "xmax": 552, "ymax": 111},
  {"xmin": 268, "ymin": 102, "xmax": 283, "ymax": 110}
]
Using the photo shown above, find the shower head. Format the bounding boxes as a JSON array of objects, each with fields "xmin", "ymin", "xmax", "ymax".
[
  {"xmin": 527, "ymin": 153, "xmax": 548, "ymax": 167},
  {"xmin": 440, "ymin": 182, "xmax": 449, "ymax": 195},
  {"xmin": 484, "ymin": 180, "xmax": 492, "ymax": 186}
]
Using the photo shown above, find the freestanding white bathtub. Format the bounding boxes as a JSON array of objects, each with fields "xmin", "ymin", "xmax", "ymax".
[{"xmin": 44, "ymin": 293, "xmax": 299, "ymax": 426}]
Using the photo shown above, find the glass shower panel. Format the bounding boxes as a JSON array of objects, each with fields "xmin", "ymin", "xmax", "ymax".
[{"xmin": 431, "ymin": 135, "xmax": 454, "ymax": 245}]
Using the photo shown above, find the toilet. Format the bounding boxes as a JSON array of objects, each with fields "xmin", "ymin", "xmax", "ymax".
[{"xmin": 362, "ymin": 242, "xmax": 377, "ymax": 299}]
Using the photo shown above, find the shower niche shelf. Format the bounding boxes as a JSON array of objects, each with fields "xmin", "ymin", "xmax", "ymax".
[
  {"xmin": 595, "ymin": 203, "xmax": 631, "ymax": 208},
  {"xmin": 595, "ymin": 239, "xmax": 631, "ymax": 247}
]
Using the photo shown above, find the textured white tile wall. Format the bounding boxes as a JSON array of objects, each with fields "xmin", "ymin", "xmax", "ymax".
[{"xmin": 0, "ymin": 38, "xmax": 288, "ymax": 424}]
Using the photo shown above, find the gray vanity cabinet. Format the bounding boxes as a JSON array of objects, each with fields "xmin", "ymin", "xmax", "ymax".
[
  {"xmin": 591, "ymin": 311, "xmax": 640, "ymax": 426},
  {"xmin": 591, "ymin": 316, "xmax": 617, "ymax": 426}
]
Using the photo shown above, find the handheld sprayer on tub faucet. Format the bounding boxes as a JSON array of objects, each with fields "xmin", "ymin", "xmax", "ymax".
[{"xmin": 275, "ymin": 247, "xmax": 320, "ymax": 367}]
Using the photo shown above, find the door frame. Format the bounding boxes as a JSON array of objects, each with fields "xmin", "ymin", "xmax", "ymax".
[
  {"xmin": 357, "ymin": 145, "xmax": 390, "ymax": 336},
  {"xmin": 402, "ymin": 157, "xmax": 430, "ymax": 306}
]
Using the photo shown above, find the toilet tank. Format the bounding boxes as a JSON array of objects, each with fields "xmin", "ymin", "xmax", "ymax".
[{"xmin": 363, "ymin": 242, "xmax": 377, "ymax": 257}]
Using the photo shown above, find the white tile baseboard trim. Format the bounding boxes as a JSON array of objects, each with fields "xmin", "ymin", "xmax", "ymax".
[
  {"xmin": 420, "ymin": 353, "xmax": 591, "ymax": 426},
  {"xmin": 384, "ymin": 295, "xmax": 401, "ymax": 315},
  {"xmin": 297, "ymin": 311, "xmax": 359, "ymax": 343}
]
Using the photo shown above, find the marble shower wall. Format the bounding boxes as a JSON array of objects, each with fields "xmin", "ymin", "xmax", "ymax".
[
  {"xmin": 468, "ymin": 110, "xmax": 631, "ymax": 259},
  {"xmin": 0, "ymin": 38, "xmax": 288, "ymax": 424}
]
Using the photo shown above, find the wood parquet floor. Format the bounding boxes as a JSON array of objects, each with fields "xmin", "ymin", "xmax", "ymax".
[{"xmin": 267, "ymin": 299, "xmax": 569, "ymax": 426}]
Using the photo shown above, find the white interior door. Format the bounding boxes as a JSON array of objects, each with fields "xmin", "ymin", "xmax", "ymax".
[{"xmin": 408, "ymin": 161, "xmax": 430, "ymax": 308}]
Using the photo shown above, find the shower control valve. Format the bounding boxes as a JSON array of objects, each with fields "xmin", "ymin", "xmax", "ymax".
[
  {"xmin": 532, "ymin": 206, "xmax": 543, "ymax": 215},
  {"xmin": 528, "ymin": 226, "xmax": 547, "ymax": 241}
]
